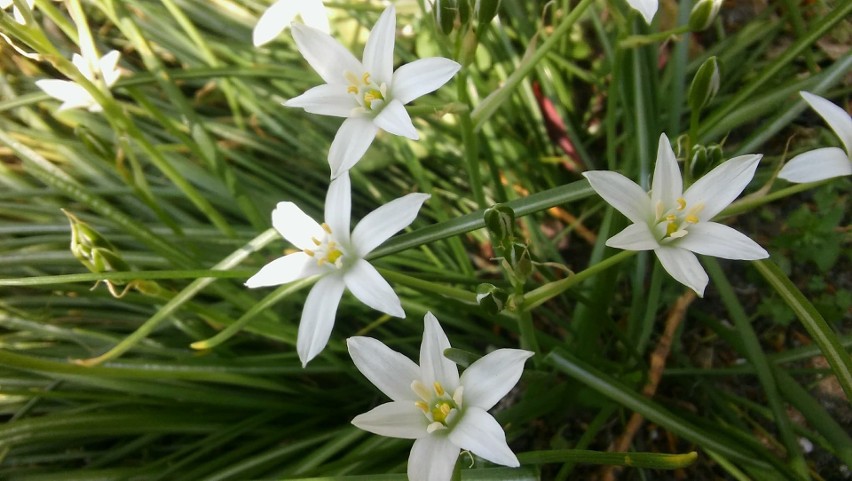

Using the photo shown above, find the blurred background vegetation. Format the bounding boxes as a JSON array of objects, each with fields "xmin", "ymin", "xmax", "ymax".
[{"xmin": 0, "ymin": 0, "xmax": 849, "ymax": 479}]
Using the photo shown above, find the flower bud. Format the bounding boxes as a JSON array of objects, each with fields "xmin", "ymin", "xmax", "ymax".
[
  {"xmin": 484, "ymin": 203, "xmax": 516, "ymax": 251},
  {"xmin": 476, "ymin": 283, "xmax": 506, "ymax": 314},
  {"xmin": 509, "ymin": 242, "xmax": 533, "ymax": 280},
  {"xmin": 474, "ymin": 0, "xmax": 500, "ymax": 30},
  {"xmin": 688, "ymin": 56, "xmax": 720, "ymax": 112},
  {"xmin": 688, "ymin": 0, "xmax": 722, "ymax": 31}
]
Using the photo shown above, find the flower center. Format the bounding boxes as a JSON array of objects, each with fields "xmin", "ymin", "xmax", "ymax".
[
  {"xmin": 654, "ymin": 197, "xmax": 704, "ymax": 241},
  {"xmin": 302, "ymin": 223, "xmax": 345, "ymax": 268},
  {"xmin": 412, "ymin": 380, "xmax": 463, "ymax": 434},
  {"xmin": 345, "ymin": 71, "xmax": 387, "ymax": 112}
]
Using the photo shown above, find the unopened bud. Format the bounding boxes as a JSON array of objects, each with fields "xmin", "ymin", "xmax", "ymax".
[
  {"xmin": 484, "ymin": 204, "xmax": 515, "ymax": 250},
  {"xmin": 688, "ymin": 0, "xmax": 722, "ymax": 31},
  {"xmin": 688, "ymin": 56, "xmax": 720, "ymax": 112},
  {"xmin": 510, "ymin": 242, "xmax": 533, "ymax": 280}
]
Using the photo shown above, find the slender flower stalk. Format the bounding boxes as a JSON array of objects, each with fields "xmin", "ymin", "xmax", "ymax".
[
  {"xmin": 348, "ymin": 312, "xmax": 533, "ymax": 481},
  {"xmin": 35, "ymin": 50, "xmax": 121, "ymax": 112},
  {"xmin": 252, "ymin": 0, "xmax": 329, "ymax": 47},
  {"xmin": 778, "ymin": 91, "xmax": 852, "ymax": 183},
  {"xmin": 285, "ymin": 5, "xmax": 461, "ymax": 178},
  {"xmin": 245, "ymin": 173, "xmax": 430, "ymax": 366},
  {"xmin": 583, "ymin": 133, "xmax": 768, "ymax": 296}
]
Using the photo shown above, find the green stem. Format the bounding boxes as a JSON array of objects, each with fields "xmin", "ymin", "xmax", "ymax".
[
  {"xmin": 457, "ymin": 70, "xmax": 486, "ymax": 209},
  {"xmin": 471, "ymin": 0, "xmax": 596, "ymax": 129},
  {"xmin": 522, "ymin": 250, "xmax": 636, "ymax": 310},
  {"xmin": 76, "ymin": 229, "xmax": 279, "ymax": 366},
  {"xmin": 0, "ymin": 270, "xmax": 253, "ymax": 286},
  {"xmin": 618, "ymin": 25, "xmax": 691, "ymax": 48},
  {"xmin": 518, "ymin": 449, "xmax": 697, "ymax": 469},
  {"xmin": 377, "ymin": 269, "xmax": 478, "ymax": 304}
]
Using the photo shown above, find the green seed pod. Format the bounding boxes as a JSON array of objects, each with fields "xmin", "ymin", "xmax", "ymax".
[
  {"xmin": 484, "ymin": 203, "xmax": 516, "ymax": 250},
  {"xmin": 476, "ymin": 283, "xmax": 506, "ymax": 314},
  {"xmin": 64, "ymin": 209, "xmax": 131, "ymax": 274},
  {"xmin": 688, "ymin": 0, "xmax": 722, "ymax": 32},
  {"xmin": 688, "ymin": 56, "xmax": 720, "ymax": 112}
]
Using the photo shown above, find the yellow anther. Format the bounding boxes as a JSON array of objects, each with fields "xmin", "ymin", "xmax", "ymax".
[
  {"xmin": 415, "ymin": 401, "xmax": 429, "ymax": 413},
  {"xmin": 303, "ymin": 249, "xmax": 315, "ymax": 257},
  {"xmin": 666, "ymin": 214, "xmax": 676, "ymax": 222},
  {"xmin": 362, "ymin": 72, "xmax": 371, "ymax": 84},
  {"xmin": 347, "ymin": 85, "xmax": 358, "ymax": 94},
  {"xmin": 440, "ymin": 403, "xmax": 451, "ymax": 416},
  {"xmin": 326, "ymin": 248, "xmax": 343, "ymax": 264},
  {"xmin": 666, "ymin": 222, "xmax": 678, "ymax": 237},
  {"xmin": 311, "ymin": 237, "xmax": 322, "ymax": 246},
  {"xmin": 433, "ymin": 382, "xmax": 445, "ymax": 396},
  {"xmin": 676, "ymin": 198, "xmax": 687, "ymax": 210},
  {"xmin": 321, "ymin": 223, "xmax": 332, "ymax": 234},
  {"xmin": 317, "ymin": 258, "xmax": 326, "ymax": 266},
  {"xmin": 685, "ymin": 214, "xmax": 699, "ymax": 224}
]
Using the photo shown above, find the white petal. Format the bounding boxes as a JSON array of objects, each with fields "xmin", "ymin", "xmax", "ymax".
[
  {"xmin": 606, "ymin": 223, "xmax": 659, "ymax": 251},
  {"xmin": 801, "ymin": 91, "xmax": 852, "ymax": 155},
  {"xmin": 297, "ymin": 0, "xmax": 330, "ymax": 34},
  {"xmin": 674, "ymin": 222, "xmax": 768, "ymax": 260},
  {"xmin": 374, "ymin": 99, "xmax": 418, "ymax": 139},
  {"xmin": 351, "ymin": 192, "xmax": 430, "ymax": 256},
  {"xmin": 391, "ymin": 57, "xmax": 461, "ymax": 105},
  {"xmin": 36, "ymin": 79, "xmax": 94, "ymax": 111},
  {"xmin": 683, "ymin": 154, "xmax": 761, "ymax": 221},
  {"xmin": 343, "ymin": 259, "xmax": 404, "ymax": 317},
  {"xmin": 778, "ymin": 148, "xmax": 851, "ymax": 183},
  {"xmin": 460, "ymin": 349, "xmax": 533, "ymax": 411},
  {"xmin": 297, "ymin": 274, "xmax": 345, "ymax": 366},
  {"xmin": 291, "ymin": 23, "xmax": 362, "ymax": 85},
  {"xmin": 328, "ymin": 116, "xmax": 379, "ymax": 179},
  {"xmin": 448, "ymin": 407, "xmax": 519, "ymax": 467},
  {"xmin": 324, "ymin": 172, "xmax": 351, "ymax": 245},
  {"xmin": 284, "ymin": 83, "xmax": 358, "ymax": 118},
  {"xmin": 408, "ymin": 435, "xmax": 460, "ymax": 481},
  {"xmin": 271, "ymin": 201, "xmax": 324, "ymax": 251},
  {"xmin": 71, "ymin": 53, "xmax": 92, "ymax": 79},
  {"xmin": 98, "ymin": 50, "xmax": 122, "ymax": 87},
  {"xmin": 655, "ymin": 246, "xmax": 708, "ymax": 297},
  {"xmin": 253, "ymin": 0, "xmax": 299, "ymax": 47},
  {"xmin": 244, "ymin": 252, "xmax": 322, "ymax": 288},
  {"xmin": 650, "ymin": 133, "xmax": 683, "ymax": 208},
  {"xmin": 583, "ymin": 171, "xmax": 653, "ymax": 225},
  {"xmin": 352, "ymin": 401, "xmax": 428, "ymax": 439},
  {"xmin": 347, "ymin": 336, "xmax": 421, "ymax": 401},
  {"xmin": 420, "ymin": 312, "xmax": 459, "ymax": 392},
  {"xmin": 362, "ymin": 6, "xmax": 396, "ymax": 85},
  {"xmin": 626, "ymin": 0, "xmax": 658, "ymax": 24}
]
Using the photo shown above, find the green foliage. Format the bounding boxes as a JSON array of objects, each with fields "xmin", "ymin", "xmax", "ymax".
[{"xmin": 0, "ymin": 0, "xmax": 849, "ymax": 479}]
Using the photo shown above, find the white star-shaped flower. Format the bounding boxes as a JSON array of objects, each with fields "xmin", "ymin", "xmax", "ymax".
[
  {"xmin": 778, "ymin": 91, "xmax": 852, "ymax": 183},
  {"xmin": 285, "ymin": 5, "xmax": 460, "ymax": 178},
  {"xmin": 348, "ymin": 312, "xmax": 532, "ymax": 481},
  {"xmin": 583, "ymin": 133, "xmax": 769, "ymax": 296},
  {"xmin": 252, "ymin": 0, "xmax": 330, "ymax": 47},
  {"xmin": 245, "ymin": 172, "xmax": 430, "ymax": 366},
  {"xmin": 35, "ymin": 50, "xmax": 121, "ymax": 112}
]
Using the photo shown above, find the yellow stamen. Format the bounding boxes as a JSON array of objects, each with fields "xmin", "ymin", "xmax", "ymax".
[
  {"xmin": 344, "ymin": 71, "xmax": 360, "ymax": 85},
  {"xmin": 685, "ymin": 214, "xmax": 699, "ymax": 224},
  {"xmin": 666, "ymin": 222, "xmax": 678, "ymax": 237},
  {"xmin": 666, "ymin": 214, "xmax": 676, "ymax": 222},
  {"xmin": 415, "ymin": 401, "xmax": 429, "ymax": 413},
  {"xmin": 317, "ymin": 258, "xmax": 326, "ymax": 266},
  {"xmin": 347, "ymin": 85, "xmax": 358, "ymax": 94},
  {"xmin": 431, "ymin": 402, "xmax": 452, "ymax": 423},
  {"xmin": 303, "ymin": 249, "xmax": 315, "ymax": 257},
  {"xmin": 311, "ymin": 237, "xmax": 322, "ymax": 246},
  {"xmin": 362, "ymin": 72, "xmax": 371, "ymax": 84},
  {"xmin": 433, "ymin": 382, "xmax": 445, "ymax": 396},
  {"xmin": 676, "ymin": 197, "xmax": 687, "ymax": 210},
  {"xmin": 321, "ymin": 223, "xmax": 332, "ymax": 234}
]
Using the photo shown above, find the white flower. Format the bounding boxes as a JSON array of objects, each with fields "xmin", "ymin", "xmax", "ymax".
[
  {"xmin": 348, "ymin": 312, "xmax": 532, "ymax": 481},
  {"xmin": 627, "ymin": 0, "xmax": 658, "ymax": 24},
  {"xmin": 252, "ymin": 0, "xmax": 330, "ymax": 47},
  {"xmin": 245, "ymin": 172, "xmax": 430, "ymax": 366},
  {"xmin": 285, "ymin": 5, "xmax": 461, "ymax": 178},
  {"xmin": 778, "ymin": 91, "xmax": 852, "ymax": 183},
  {"xmin": 35, "ymin": 50, "xmax": 121, "ymax": 112},
  {"xmin": 583, "ymin": 133, "xmax": 768, "ymax": 296}
]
